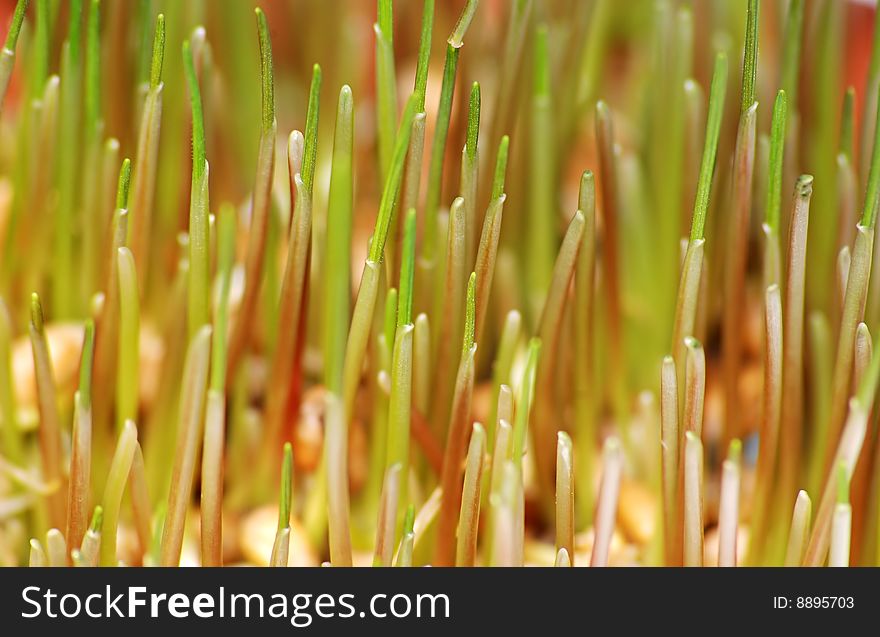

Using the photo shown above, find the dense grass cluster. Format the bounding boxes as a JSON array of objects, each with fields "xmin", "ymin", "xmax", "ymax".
[{"xmin": 1, "ymin": 0, "xmax": 880, "ymax": 567}]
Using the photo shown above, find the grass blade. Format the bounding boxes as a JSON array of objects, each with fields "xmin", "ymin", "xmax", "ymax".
[
  {"xmin": 270, "ymin": 443, "xmax": 293, "ymax": 567},
  {"xmin": 555, "ymin": 431, "xmax": 574, "ymax": 565},
  {"xmin": 776, "ymin": 176, "xmax": 812, "ymax": 523},
  {"xmin": 455, "ymin": 422, "xmax": 486, "ymax": 566},
  {"xmin": 325, "ymin": 392, "xmax": 352, "ymax": 566},
  {"xmin": 374, "ymin": 0, "xmax": 397, "ymax": 181},
  {"xmin": 183, "ymin": 38, "xmax": 210, "ymax": 339},
  {"xmin": 159, "ymin": 326, "xmax": 211, "ymax": 566},
  {"xmin": 747, "ymin": 285, "xmax": 783, "ymax": 565},
  {"xmin": 324, "ymin": 85, "xmax": 355, "ymax": 394},
  {"xmin": 0, "ymin": 0, "xmax": 28, "ymax": 112},
  {"xmin": 374, "ymin": 463, "xmax": 402, "ymax": 567},
  {"xmin": 436, "ymin": 274, "xmax": 477, "ymax": 566},
  {"xmin": 116, "ymin": 247, "xmax": 139, "ymax": 429},
  {"xmin": 30, "ymin": 293, "xmax": 65, "ymax": 530},
  {"xmin": 534, "ymin": 210, "xmax": 585, "ymax": 495},
  {"xmin": 660, "ymin": 355, "xmax": 680, "ymax": 565},
  {"xmin": 100, "ymin": 420, "xmax": 138, "ymax": 566},
  {"xmin": 682, "ymin": 431, "xmax": 703, "ymax": 567},
  {"xmin": 129, "ymin": 14, "xmax": 165, "ymax": 292},
  {"xmin": 66, "ymin": 320, "xmax": 94, "ymax": 554},
  {"xmin": 784, "ymin": 490, "xmax": 811, "ymax": 566},
  {"xmin": 225, "ymin": 13, "xmax": 278, "ymax": 376},
  {"xmin": 722, "ymin": 100, "xmax": 757, "ymax": 443},
  {"xmin": 682, "ymin": 336, "xmax": 705, "ymax": 437}
]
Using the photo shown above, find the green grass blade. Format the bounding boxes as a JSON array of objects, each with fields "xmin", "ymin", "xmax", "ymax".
[
  {"xmin": 116, "ymin": 247, "xmax": 139, "ymax": 429},
  {"xmin": 689, "ymin": 52, "xmax": 727, "ymax": 241},
  {"xmin": 324, "ymin": 85, "xmax": 355, "ymax": 393},
  {"xmin": 765, "ymin": 90, "xmax": 787, "ymax": 233},
  {"xmin": 740, "ymin": 0, "xmax": 758, "ymax": 113}
]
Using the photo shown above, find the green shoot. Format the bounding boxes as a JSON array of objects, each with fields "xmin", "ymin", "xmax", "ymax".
[
  {"xmin": 324, "ymin": 85, "xmax": 355, "ymax": 393},
  {"xmin": 803, "ymin": 345, "xmax": 879, "ymax": 565},
  {"xmin": 398, "ymin": 209, "xmax": 417, "ymax": 328},
  {"xmin": 386, "ymin": 231, "xmax": 415, "ymax": 532},
  {"xmin": 862, "ymin": 79, "xmax": 880, "ymax": 228},
  {"xmin": 448, "ymin": 0, "xmax": 479, "ymax": 48},
  {"xmin": 116, "ymin": 247, "xmax": 140, "ymax": 429},
  {"xmin": 491, "ymin": 135, "xmax": 510, "ymax": 201},
  {"xmin": 473, "ymin": 192, "xmax": 505, "ymax": 347},
  {"xmin": 100, "ymin": 420, "xmax": 138, "ymax": 566},
  {"xmin": 79, "ymin": 506, "xmax": 102, "ymax": 567},
  {"xmin": 740, "ymin": 0, "xmax": 758, "ymax": 113},
  {"xmin": 0, "ymin": 0, "xmax": 28, "ymax": 110},
  {"xmin": 512, "ymin": 338, "xmax": 541, "ymax": 462},
  {"xmin": 829, "ymin": 463, "xmax": 852, "ymax": 567},
  {"xmin": 430, "ymin": 198, "xmax": 466, "ymax": 438},
  {"xmin": 31, "ymin": 0, "xmax": 49, "ymax": 98},
  {"xmin": 225, "ymin": 16, "xmax": 278, "ymax": 380},
  {"xmin": 129, "ymin": 13, "xmax": 165, "ymax": 289},
  {"xmin": 369, "ymin": 93, "xmax": 419, "ymax": 264},
  {"xmin": 462, "ymin": 81, "xmax": 481, "ymax": 262},
  {"xmin": 30, "ymin": 293, "xmax": 65, "ymax": 530},
  {"xmin": 423, "ymin": 0, "xmax": 479, "ymax": 262},
  {"xmin": 413, "ymin": 0, "xmax": 433, "ymax": 111},
  {"xmin": 84, "ymin": 0, "xmax": 101, "ymax": 141},
  {"xmin": 2, "ymin": 0, "xmax": 27, "ymax": 52},
  {"xmin": 826, "ymin": 224, "xmax": 874, "ymax": 480},
  {"xmin": 528, "ymin": 25, "xmax": 555, "ymax": 318},
  {"xmin": 302, "ymin": 64, "xmax": 321, "ymax": 195},
  {"xmin": 183, "ymin": 38, "xmax": 210, "ymax": 339},
  {"xmin": 778, "ymin": 175, "xmax": 813, "ymax": 529},
  {"xmin": 255, "ymin": 8, "xmax": 274, "ymax": 131},
  {"xmin": 210, "ymin": 204, "xmax": 235, "ymax": 392},
  {"xmin": 689, "ymin": 52, "xmax": 727, "ymax": 242},
  {"xmin": 270, "ymin": 443, "xmax": 293, "ymax": 567},
  {"xmin": 765, "ymin": 90, "xmax": 787, "ymax": 235},
  {"xmin": 436, "ymin": 273, "xmax": 477, "ymax": 565},
  {"xmin": 375, "ymin": 0, "xmax": 397, "ymax": 182},
  {"xmin": 396, "ymin": 505, "xmax": 416, "ymax": 567},
  {"xmin": 149, "ymin": 12, "xmax": 165, "ymax": 91},
  {"xmin": 53, "ymin": 0, "xmax": 84, "ymax": 317},
  {"xmin": 534, "ymin": 210, "xmax": 585, "ymax": 497}
]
